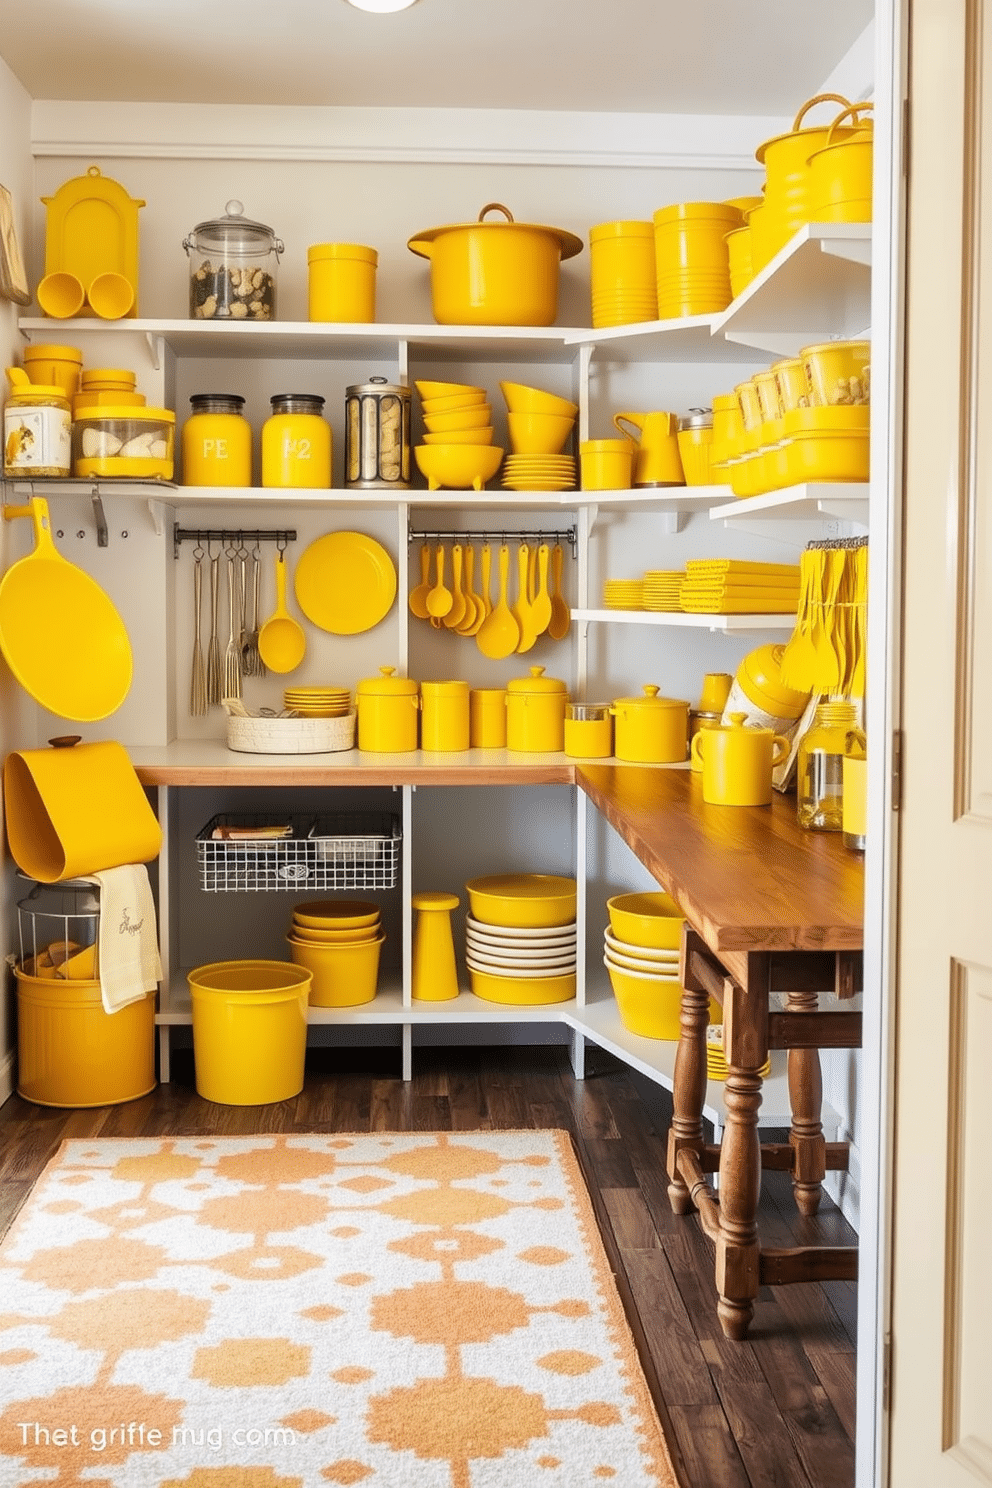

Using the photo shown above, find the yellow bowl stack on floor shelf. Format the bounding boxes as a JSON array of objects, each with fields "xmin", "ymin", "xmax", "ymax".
[
  {"xmin": 465, "ymin": 874, "xmax": 576, "ymax": 1004},
  {"xmin": 286, "ymin": 899, "xmax": 383, "ymax": 1007}
]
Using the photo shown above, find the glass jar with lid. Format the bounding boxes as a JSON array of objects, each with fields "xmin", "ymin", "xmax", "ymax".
[
  {"xmin": 797, "ymin": 700, "xmax": 860, "ymax": 831},
  {"xmin": 182, "ymin": 393, "xmax": 252, "ymax": 486},
  {"xmin": 261, "ymin": 394, "xmax": 332, "ymax": 488},
  {"xmin": 4, "ymin": 380, "xmax": 71, "ymax": 476},
  {"xmin": 184, "ymin": 200, "xmax": 283, "ymax": 321}
]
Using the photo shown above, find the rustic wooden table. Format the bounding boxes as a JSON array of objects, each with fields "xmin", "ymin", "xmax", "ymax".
[{"xmin": 576, "ymin": 763, "xmax": 865, "ymax": 1340}]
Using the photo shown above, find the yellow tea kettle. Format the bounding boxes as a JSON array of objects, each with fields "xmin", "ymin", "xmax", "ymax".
[{"xmin": 612, "ymin": 410, "xmax": 685, "ymax": 487}]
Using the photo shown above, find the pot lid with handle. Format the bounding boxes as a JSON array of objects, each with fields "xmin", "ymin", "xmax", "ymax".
[
  {"xmin": 407, "ymin": 203, "xmax": 583, "ymax": 261},
  {"xmin": 612, "ymin": 684, "xmax": 689, "ymax": 710},
  {"xmin": 184, "ymin": 200, "xmax": 284, "ymax": 257},
  {"xmin": 357, "ymin": 665, "xmax": 419, "ymax": 696},
  {"xmin": 506, "ymin": 665, "xmax": 567, "ymax": 694}
]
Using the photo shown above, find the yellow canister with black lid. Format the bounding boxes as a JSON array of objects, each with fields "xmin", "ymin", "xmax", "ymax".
[
  {"xmin": 356, "ymin": 667, "xmax": 420, "ymax": 753},
  {"xmin": 182, "ymin": 393, "xmax": 252, "ymax": 486}
]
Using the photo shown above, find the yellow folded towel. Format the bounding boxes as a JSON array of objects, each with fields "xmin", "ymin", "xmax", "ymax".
[{"xmin": 83, "ymin": 865, "xmax": 162, "ymax": 1014}]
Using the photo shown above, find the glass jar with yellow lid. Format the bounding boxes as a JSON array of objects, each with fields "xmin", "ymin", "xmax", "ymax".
[{"xmin": 4, "ymin": 377, "xmax": 71, "ymax": 476}]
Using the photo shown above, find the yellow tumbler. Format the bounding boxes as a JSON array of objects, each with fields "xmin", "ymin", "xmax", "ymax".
[{"xmin": 411, "ymin": 892, "xmax": 460, "ymax": 1001}]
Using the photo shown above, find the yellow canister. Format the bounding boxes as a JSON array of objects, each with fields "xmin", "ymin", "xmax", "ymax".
[
  {"xmin": 261, "ymin": 393, "xmax": 332, "ymax": 488},
  {"xmin": 676, "ymin": 408, "xmax": 714, "ymax": 486},
  {"xmin": 505, "ymin": 666, "xmax": 568, "ymax": 753},
  {"xmin": 23, "ymin": 344, "xmax": 83, "ymax": 397},
  {"xmin": 420, "ymin": 680, "xmax": 470, "ymax": 752},
  {"xmin": 356, "ymin": 667, "xmax": 420, "ymax": 753},
  {"xmin": 308, "ymin": 242, "xmax": 378, "ymax": 323},
  {"xmin": 181, "ymin": 393, "xmax": 252, "ymax": 486},
  {"xmin": 15, "ymin": 968, "xmax": 156, "ymax": 1107},
  {"xmin": 564, "ymin": 704, "xmax": 612, "ymax": 759},
  {"xmin": 4, "ymin": 381, "xmax": 71, "ymax": 477},
  {"xmin": 3, "ymin": 738, "xmax": 163, "ymax": 883},
  {"xmin": 469, "ymin": 688, "xmax": 508, "ymax": 748},
  {"xmin": 610, "ymin": 686, "xmax": 689, "ymax": 764}
]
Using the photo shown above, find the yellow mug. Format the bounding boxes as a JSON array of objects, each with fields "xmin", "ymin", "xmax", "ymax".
[
  {"xmin": 690, "ymin": 711, "xmax": 789, "ymax": 806},
  {"xmin": 698, "ymin": 672, "xmax": 733, "ymax": 713}
]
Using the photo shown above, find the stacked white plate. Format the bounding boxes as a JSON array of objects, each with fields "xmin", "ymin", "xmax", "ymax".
[{"xmin": 465, "ymin": 914, "xmax": 577, "ymax": 1004}]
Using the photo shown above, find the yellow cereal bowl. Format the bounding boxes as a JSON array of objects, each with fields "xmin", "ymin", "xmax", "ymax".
[
  {"xmin": 507, "ymin": 411, "xmax": 575, "ymax": 455},
  {"xmin": 606, "ymin": 891, "xmax": 684, "ymax": 949},
  {"xmin": 292, "ymin": 899, "xmax": 381, "ymax": 929},
  {"xmin": 290, "ymin": 919, "xmax": 380, "ymax": 944},
  {"xmin": 466, "ymin": 873, "xmax": 577, "ymax": 928},
  {"xmin": 422, "ymin": 405, "xmax": 492, "ymax": 433},
  {"xmin": 286, "ymin": 934, "xmax": 384, "ymax": 1007},
  {"xmin": 421, "ymin": 427, "xmax": 494, "ymax": 445},
  {"xmin": 499, "ymin": 381, "xmax": 579, "ymax": 418},
  {"xmin": 420, "ymin": 391, "xmax": 489, "ymax": 414},
  {"xmin": 467, "ymin": 962, "xmax": 576, "ymax": 1005},
  {"xmin": 605, "ymin": 957, "xmax": 683, "ymax": 1039},
  {"xmin": 415, "ymin": 380, "xmax": 485, "ymax": 400},
  {"xmin": 414, "ymin": 443, "xmax": 504, "ymax": 490}
]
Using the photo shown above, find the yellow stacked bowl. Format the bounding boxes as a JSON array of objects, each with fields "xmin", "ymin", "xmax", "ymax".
[
  {"xmin": 604, "ymin": 891, "xmax": 686, "ymax": 1039},
  {"xmin": 286, "ymin": 899, "xmax": 383, "ymax": 1007}
]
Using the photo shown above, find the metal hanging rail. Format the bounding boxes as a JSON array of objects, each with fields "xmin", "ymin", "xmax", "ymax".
[
  {"xmin": 408, "ymin": 525, "xmax": 577, "ymax": 557},
  {"xmin": 173, "ymin": 525, "xmax": 297, "ymax": 559}
]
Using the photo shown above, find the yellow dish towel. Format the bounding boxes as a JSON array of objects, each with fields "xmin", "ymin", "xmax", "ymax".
[{"xmin": 83, "ymin": 865, "xmax": 162, "ymax": 1014}]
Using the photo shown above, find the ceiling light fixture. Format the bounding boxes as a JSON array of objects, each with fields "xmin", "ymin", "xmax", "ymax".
[{"xmin": 344, "ymin": 0, "xmax": 419, "ymax": 12}]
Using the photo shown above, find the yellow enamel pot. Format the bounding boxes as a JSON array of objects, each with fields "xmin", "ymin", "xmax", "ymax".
[
  {"xmin": 505, "ymin": 666, "xmax": 568, "ymax": 753},
  {"xmin": 609, "ymin": 686, "xmax": 689, "ymax": 763},
  {"xmin": 408, "ymin": 203, "xmax": 583, "ymax": 327},
  {"xmin": 756, "ymin": 93, "xmax": 869, "ymax": 230}
]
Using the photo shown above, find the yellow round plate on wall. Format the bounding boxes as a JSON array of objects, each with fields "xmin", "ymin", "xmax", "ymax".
[{"xmin": 294, "ymin": 530, "xmax": 397, "ymax": 634}]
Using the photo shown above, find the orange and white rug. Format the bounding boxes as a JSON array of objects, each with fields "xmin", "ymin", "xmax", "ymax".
[{"xmin": 0, "ymin": 1131, "xmax": 677, "ymax": 1487}]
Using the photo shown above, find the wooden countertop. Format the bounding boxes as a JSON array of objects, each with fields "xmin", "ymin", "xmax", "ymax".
[{"xmin": 131, "ymin": 746, "xmax": 863, "ymax": 957}]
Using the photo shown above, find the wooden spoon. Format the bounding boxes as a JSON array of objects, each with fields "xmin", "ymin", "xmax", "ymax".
[
  {"xmin": 476, "ymin": 543, "xmax": 520, "ymax": 659},
  {"xmin": 530, "ymin": 543, "xmax": 553, "ymax": 636},
  {"xmin": 547, "ymin": 542, "xmax": 570, "ymax": 641},
  {"xmin": 426, "ymin": 543, "xmax": 453, "ymax": 618},
  {"xmin": 409, "ymin": 543, "xmax": 432, "ymax": 620},
  {"xmin": 443, "ymin": 543, "xmax": 468, "ymax": 629}
]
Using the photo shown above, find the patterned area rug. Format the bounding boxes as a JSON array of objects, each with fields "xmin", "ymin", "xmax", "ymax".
[{"xmin": 0, "ymin": 1131, "xmax": 677, "ymax": 1487}]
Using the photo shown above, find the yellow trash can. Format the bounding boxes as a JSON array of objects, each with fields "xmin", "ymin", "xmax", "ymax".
[
  {"xmin": 15, "ymin": 966, "xmax": 156, "ymax": 1107},
  {"xmin": 188, "ymin": 960, "xmax": 311, "ymax": 1105}
]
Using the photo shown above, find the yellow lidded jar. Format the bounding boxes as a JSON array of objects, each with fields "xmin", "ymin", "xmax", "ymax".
[
  {"xmin": 182, "ymin": 393, "xmax": 252, "ymax": 487},
  {"xmin": 356, "ymin": 667, "xmax": 419, "ymax": 753},
  {"xmin": 505, "ymin": 666, "xmax": 568, "ymax": 753},
  {"xmin": 262, "ymin": 393, "xmax": 332, "ymax": 488},
  {"xmin": 4, "ymin": 382, "xmax": 71, "ymax": 476},
  {"xmin": 420, "ymin": 680, "xmax": 470, "ymax": 752},
  {"xmin": 609, "ymin": 686, "xmax": 689, "ymax": 764}
]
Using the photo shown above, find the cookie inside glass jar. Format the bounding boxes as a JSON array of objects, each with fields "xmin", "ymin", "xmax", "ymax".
[{"xmin": 184, "ymin": 201, "xmax": 283, "ymax": 321}]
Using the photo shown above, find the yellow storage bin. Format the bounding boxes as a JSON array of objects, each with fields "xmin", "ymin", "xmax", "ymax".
[
  {"xmin": 605, "ymin": 959, "xmax": 683, "ymax": 1040},
  {"xmin": 286, "ymin": 933, "xmax": 384, "ymax": 1007},
  {"xmin": 188, "ymin": 960, "xmax": 311, "ymax": 1105},
  {"xmin": 15, "ymin": 966, "xmax": 156, "ymax": 1107}
]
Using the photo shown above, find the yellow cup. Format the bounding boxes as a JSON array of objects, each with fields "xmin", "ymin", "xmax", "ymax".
[
  {"xmin": 699, "ymin": 673, "xmax": 733, "ymax": 713},
  {"xmin": 469, "ymin": 688, "xmax": 508, "ymax": 748},
  {"xmin": 87, "ymin": 272, "xmax": 135, "ymax": 320},
  {"xmin": 580, "ymin": 438, "xmax": 633, "ymax": 491},
  {"xmin": 23, "ymin": 344, "xmax": 83, "ymax": 397},
  {"xmin": 37, "ymin": 272, "xmax": 86, "ymax": 319},
  {"xmin": 690, "ymin": 712, "xmax": 790, "ymax": 806},
  {"xmin": 308, "ymin": 243, "xmax": 378, "ymax": 323},
  {"xmin": 420, "ymin": 680, "xmax": 470, "ymax": 752}
]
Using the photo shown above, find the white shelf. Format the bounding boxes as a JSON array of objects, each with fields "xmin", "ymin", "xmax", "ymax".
[
  {"xmin": 563, "ymin": 314, "xmax": 760, "ymax": 364},
  {"xmin": 709, "ymin": 481, "xmax": 869, "ymax": 528},
  {"xmin": 711, "ymin": 223, "xmax": 872, "ymax": 356},
  {"xmin": 574, "ymin": 608, "xmax": 796, "ymax": 631}
]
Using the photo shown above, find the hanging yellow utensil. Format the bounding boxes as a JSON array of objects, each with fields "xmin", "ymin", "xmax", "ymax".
[
  {"xmin": 850, "ymin": 543, "xmax": 868, "ymax": 698},
  {"xmin": 530, "ymin": 543, "xmax": 553, "ymax": 635},
  {"xmin": 426, "ymin": 543, "xmax": 453, "ymax": 618},
  {"xmin": 443, "ymin": 543, "xmax": 468, "ymax": 629},
  {"xmin": 457, "ymin": 543, "xmax": 484, "ymax": 635},
  {"xmin": 409, "ymin": 543, "xmax": 432, "ymax": 620},
  {"xmin": 476, "ymin": 543, "xmax": 520, "ymax": 659},
  {"xmin": 257, "ymin": 550, "xmax": 306, "ymax": 674},
  {"xmin": 479, "ymin": 542, "xmax": 493, "ymax": 619},
  {"xmin": 779, "ymin": 547, "xmax": 818, "ymax": 691},
  {"xmin": 513, "ymin": 541, "xmax": 539, "ymax": 653},
  {"xmin": 547, "ymin": 541, "xmax": 570, "ymax": 641},
  {"xmin": 811, "ymin": 548, "xmax": 845, "ymax": 692}
]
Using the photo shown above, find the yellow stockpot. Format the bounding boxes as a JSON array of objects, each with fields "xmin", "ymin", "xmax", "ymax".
[
  {"xmin": 356, "ymin": 666, "xmax": 420, "ymax": 753},
  {"xmin": 807, "ymin": 104, "xmax": 874, "ymax": 223},
  {"xmin": 505, "ymin": 665, "xmax": 568, "ymax": 753},
  {"xmin": 420, "ymin": 679, "xmax": 470, "ymax": 752},
  {"xmin": 610, "ymin": 686, "xmax": 689, "ymax": 763},
  {"xmin": 4, "ymin": 737, "xmax": 162, "ymax": 883},
  {"xmin": 691, "ymin": 711, "xmax": 789, "ymax": 807},
  {"xmin": 756, "ymin": 93, "xmax": 868, "ymax": 230},
  {"xmin": 407, "ymin": 203, "xmax": 583, "ymax": 327}
]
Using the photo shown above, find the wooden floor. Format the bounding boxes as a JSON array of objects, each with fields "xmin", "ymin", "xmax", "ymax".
[{"xmin": 0, "ymin": 1042, "xmax": 857, "ymax": 1488}]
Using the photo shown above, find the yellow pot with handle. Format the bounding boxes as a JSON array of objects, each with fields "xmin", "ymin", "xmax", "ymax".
[
  {"xmin": 807, "ymin": 103, "xmax": 874, "ymax": 223},
  {"xmin": 690, "ymin": 711, "xmax": 790, "ymax": 806},
  {"xmin": 756, "ymin": 93, "xmax": 871, "ymax": 240},
  {"xmin": 612, "ymin": 411, "xmax": 685, "ymax": 487}
]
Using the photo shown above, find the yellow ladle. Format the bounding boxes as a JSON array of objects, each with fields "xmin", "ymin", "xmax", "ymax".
[
  {"xmin": 258, "ymin": 551, "xmax": 306, "ymax": 674},
  {"xmin": 476, "ymin": 543, "xmax": 520, "ymax": 659}
]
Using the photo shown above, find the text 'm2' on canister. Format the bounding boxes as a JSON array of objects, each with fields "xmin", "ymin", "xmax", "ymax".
[
  {"xmin": 261, "ymin": 393, "xmax": 332, "ymax": 488},
  {"xmin": 182, "ymin": 394, "xmax": 252, "ymax": 486}
]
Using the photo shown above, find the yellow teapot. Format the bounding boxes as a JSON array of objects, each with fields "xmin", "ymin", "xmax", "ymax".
[
  {"xmin": 690, "ymin": 711, "xmax": 789, "ymax": 806},
  {"xmin": 612, "ymin": 410, "xmax": 685, "ymax": 487}
]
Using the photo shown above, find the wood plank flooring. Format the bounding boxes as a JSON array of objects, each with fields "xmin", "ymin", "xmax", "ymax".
[{"xmin": 0, "ymin": 1043, "xmax": 857, "ymax": 1488}]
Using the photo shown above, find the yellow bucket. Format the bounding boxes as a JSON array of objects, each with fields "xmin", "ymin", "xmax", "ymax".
[
  {"xmin": 15, "ymin": 966, "xmax": 156, "ymax": 1107},
  {"xmin": 188, "ymin": 960, "xmax": 311, "ymax": 1105},
  {"xmin": 606, "ymin": 960, "xmax": 683, "ymax": 1039},
  {"xmin": 756, "ymin": 93, "xmax": 868, "ymax": 231},
  {"xmin": 807, "ymin": 104, "xmax": 874, "ymax": 223},
  {"xmin": 307, "ymin": 243, "xmax": 378, "ymax": 323}
]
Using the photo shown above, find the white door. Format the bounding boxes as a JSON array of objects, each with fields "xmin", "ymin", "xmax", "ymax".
[{"xmin": 889, "ymin": 0, "xmax": 992, "ymax": 1479}]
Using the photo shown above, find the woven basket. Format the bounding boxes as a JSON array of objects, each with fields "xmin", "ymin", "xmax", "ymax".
[{"xmin": 226, "ymin": 711, "xmax": 356, "ymax": 755}]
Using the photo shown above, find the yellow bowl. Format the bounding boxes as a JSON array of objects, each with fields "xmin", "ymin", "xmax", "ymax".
[
  {"xmin": 605, "ymin": 958, "xmax": 683, "ymax": 1039},
  {"xmin": 293, "ymin": 899, "xmax": 380, "ymax": 929},
  {"xmin": 290, "ymin": 919, "xmax": 380, "ymax": 944},
  {"xmin": 422, "ymin": 405, "xmax": 492, "ymax": 433},
  {"xmin": 604, "ymin": 928, "xmax": 680, "ymax": 966},
  {"xmin": 420, "ymin": 392, "xmax": 489, "ymax": 414},
  {"xmin": 783, "ymin": 429, "xmax": 870, "ymax": 483},
  {"xmin": 466, "ymin": 873, "xmax": 576, "ymax": 928},
  {"xmin": 286, "ymin": 934, "xmax": 384, "ymax": 1007},
  {"xmin": 415, "ymin": 380, "xmax": 485, "ymax": 400},
  {"xmin": 606, "ymin": 891, "xmax": 684, "ymax": 949},
  {"xmin": 421, "ymin": 427, "xmax": 494, "ymax": 445},
  {"xmin": 507, "ymin": 411, "xmax": 575, "ymax": 455},
  {"xmin": 499, "ymin": 382, "xmax": 579, "ymax": 418},
  {"xmin": 414, "ymin": 443, "xmax": 504, "ymax": 491},
  {"xmin": 782, "ymin": 404, "xmax": 870, "ymax": 435},
  {"xmin": 468, "ymin": 963, "xmax": 575, "ymax": 1005}
]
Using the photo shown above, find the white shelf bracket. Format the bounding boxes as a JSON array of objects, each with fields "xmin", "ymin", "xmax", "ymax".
[
  {"xmin": 146, "ymin": 498, "xmax": 167, "ymax": 538},
  {"xmin": 144, "ymin": 333, "xmax": 164, "ymax": 372},
  {"xmin": 820, "ymin": 237, "xmax": 873, "ymax": 268},
  {"xmin": 397, "ymin": 339, "xmax": 410, "ymax": 384}
]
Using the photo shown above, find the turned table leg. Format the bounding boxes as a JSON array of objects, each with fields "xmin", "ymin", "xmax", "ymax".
[
  {"xmin": 786, "ymin": 988, "xmax": 826, "ymax": 1216},
  {"xmin": 667, "ymin": 929, "xmax": 710, "ymax": 1215},
  {"xmin": 714, "ymin": 971, "xmax": 768, "ymax": 1340}
]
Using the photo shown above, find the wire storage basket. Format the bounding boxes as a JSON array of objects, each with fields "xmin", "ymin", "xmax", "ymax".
[
  {"xmin": 196, "ymin": 812, "xmax": 401, "ymax": 892},
  {"xmin": 17, "ymin": 875, "xmax": 101, "ymax": 977}
]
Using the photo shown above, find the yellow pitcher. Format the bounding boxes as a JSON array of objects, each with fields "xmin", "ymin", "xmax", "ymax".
[
  {"xmin": 612, "ymin": 411, "xmax": 685, "ymax": 487},
  {"xmin": 690, "ymin": 711, "xmax": 789, "ymax": 806}
]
